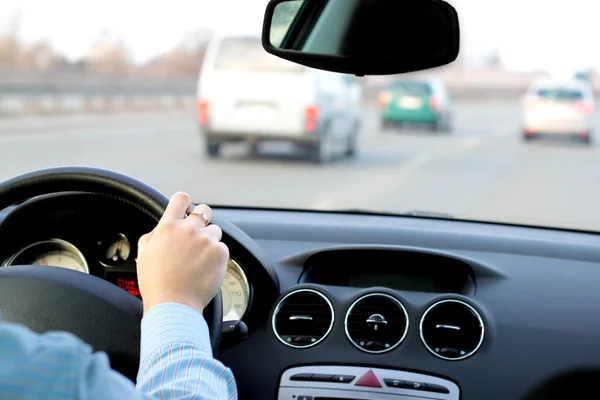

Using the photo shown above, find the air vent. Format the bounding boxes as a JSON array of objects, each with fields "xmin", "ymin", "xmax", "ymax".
[
  {"xmin": 344, "ymin": 293, "xmax": 409, "ymax": 353},
  {"xmin": 272, "ymin": 288, "xmax": 334, "ymax": 348},
  {"xmin": 420, "ymin": 299, "xmax": 484, "ymax": 360}
]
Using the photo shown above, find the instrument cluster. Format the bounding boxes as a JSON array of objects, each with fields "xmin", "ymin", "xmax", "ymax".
[{"xmin": 2, "ymin": 234, "xmax": 252, "ymax": 322}]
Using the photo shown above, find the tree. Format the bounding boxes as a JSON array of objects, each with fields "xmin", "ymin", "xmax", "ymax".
[
  {"xmin": 85, "ymin": 31, "xmax": 133, "ymax": 74},
  {"xmin": 140, "ymin": 30, "xmax": 212, "ymax": 77},
  {"xmin": 0, "ymin": 10, "xmax": 21, "ymax": 69}
]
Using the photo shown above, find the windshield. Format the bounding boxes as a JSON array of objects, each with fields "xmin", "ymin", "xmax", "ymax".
[{"xmin": 1, "ymin": 0, "xmax": 599, "ymax": 232}]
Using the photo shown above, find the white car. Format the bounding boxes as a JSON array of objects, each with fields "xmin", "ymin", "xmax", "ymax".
[
  {"xmin": 197, "ymin": 31, "xmax": 363, "ymax": 163},
  {"xmin": 522, "ymin": 79, "xmax": 594, "ymax": 144}
]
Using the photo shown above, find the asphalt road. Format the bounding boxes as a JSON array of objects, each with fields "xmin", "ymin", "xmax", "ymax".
[{"xmin": 1, "ymin": 100, "xmax": 599, "ymax": 232}]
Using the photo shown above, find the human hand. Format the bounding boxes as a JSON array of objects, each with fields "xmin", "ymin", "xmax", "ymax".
[{"xmin": 136, "ymin": 192, "xmax": 229, "ymax": 315}]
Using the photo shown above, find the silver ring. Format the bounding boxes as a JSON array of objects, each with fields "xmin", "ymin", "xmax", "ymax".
[{"xmin": 189, "ymin": 210, "xmax": 210, "ymax": 227}]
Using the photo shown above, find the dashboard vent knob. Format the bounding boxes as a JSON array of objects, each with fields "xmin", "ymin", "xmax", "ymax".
[
  {"xmin": 272, "ymin": 289, "xmax": 334, "ymax": 348},
  {"xmin": 344, "ymin": 293, "xmax": 409, "ymax": 353},
  {"xmin": 420, "ymin": 299, "xmax": 485, "ymax": 360}
]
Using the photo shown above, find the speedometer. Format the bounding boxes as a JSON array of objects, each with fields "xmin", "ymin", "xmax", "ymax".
[
  {"xmin": 3, "ymin": 238, "xmax": 89, "ymax": 273},
  {"xmin": 221, "ymin": 258, "xmax": 250, "ymax": 321}
]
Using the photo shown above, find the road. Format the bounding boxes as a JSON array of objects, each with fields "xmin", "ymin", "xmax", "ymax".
[{"xmin": 0, "ymin": 100, "xmax": 599, "ymax": 232}]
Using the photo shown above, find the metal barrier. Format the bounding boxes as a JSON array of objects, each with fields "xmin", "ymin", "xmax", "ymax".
[
  {"xmin": 0, "ymin": 71, "xmax": 578, "ymax": 116},
  {"xmin": 0, "ymin": 94, "xmax": 196, "ymax": 116}
]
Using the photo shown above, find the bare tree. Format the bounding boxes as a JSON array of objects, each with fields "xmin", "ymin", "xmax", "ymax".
[
  {"xmin": 85, "ymin": 31, "xmax": 133, "ymax": 75},
  {"xmin": 140, "ymin": 29, "xmax": 212, "ymax": 77},
  {"xmin": 0, "ymin": 10, "xmax": 21, "ymax": 69}
]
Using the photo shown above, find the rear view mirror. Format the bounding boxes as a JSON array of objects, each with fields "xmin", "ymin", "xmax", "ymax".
[{"xmin": 262, "ymin": 0, "xmax": 460, "ymax": 76}]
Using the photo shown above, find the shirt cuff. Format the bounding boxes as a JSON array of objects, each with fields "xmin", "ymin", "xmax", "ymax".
[{"xmin": 140, "ymin": 302, "xmax": 212, "ymax": 362}]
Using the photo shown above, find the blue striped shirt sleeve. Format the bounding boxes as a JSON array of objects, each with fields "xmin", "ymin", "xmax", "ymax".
[
  {"xmin": 0, "ymin": 302, "xmax": 237, "ymax": 400},
  {"xmin": 136, "ymin": 302, "xmax": 238, "ymax": 400}
]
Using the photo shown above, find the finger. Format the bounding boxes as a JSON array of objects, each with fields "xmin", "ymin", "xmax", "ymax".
[
  {"xmin": 188, "ymin": 203, "xmax": 212, "ymax": 225},
  {"xmin": 217, "ymin": 242, "xmax": 230, "ymax": 260},
  {"xmin": 137, "ymin": 230, "xmax": 153, "ymax": 253},
  {"xmin": 212, "ymin": 242, "xmax": 230, "ymax": 269},
  {"xmin": 205, "ymin": 242, "xmax": 230, "ymax": 279},
  {"xmin": 161, "ymin": 192, "xmax": 192, "ymax": 223},
  {"xmin": 195, "ymin": 224, "xmax": 223, "ymax": 242}
]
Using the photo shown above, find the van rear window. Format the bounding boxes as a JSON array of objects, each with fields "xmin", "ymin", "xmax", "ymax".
[
  {"xmin": 536, "ymin": 88, "xmax": 583, "ymax": 100},
  {"xmin": 389, "ymin": 81, "xmax": 432, "ymax": 95},
  {"xmin": 214, "ymin": 38, "xmax": 305, "ymax": 73}
]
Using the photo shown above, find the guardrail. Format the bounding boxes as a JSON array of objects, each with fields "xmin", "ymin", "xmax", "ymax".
[
  {"xmin": 1, "ymin": 79, "xmax": 586, "ymax": 116},
  {"xmin": 1, "ymin": 89, "xmax": 531, "ymax": 116},
  {"xmin": 0, "ymin": 94, "xmax": 197, "ymax": 116}
]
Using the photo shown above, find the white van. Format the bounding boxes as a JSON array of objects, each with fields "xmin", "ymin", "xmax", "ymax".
[{"xmin": 196, "ymin": 32, "xmax": 363, "ymax": 163}]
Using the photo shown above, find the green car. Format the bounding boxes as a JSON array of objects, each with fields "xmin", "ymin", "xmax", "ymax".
[{"xmin": 378, "ymin": 79, "xmax": 452, "ymax": 132}]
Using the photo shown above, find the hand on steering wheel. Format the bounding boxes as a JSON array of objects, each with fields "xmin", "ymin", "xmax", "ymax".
[{"xmin": 137, "ymin": 192, "xmax": 229, "ymax": 316}]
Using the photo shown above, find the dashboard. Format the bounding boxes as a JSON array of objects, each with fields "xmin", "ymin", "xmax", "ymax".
[{"xmin": 1, "ymin": 192, "xmax": 600, "ymax": 400}]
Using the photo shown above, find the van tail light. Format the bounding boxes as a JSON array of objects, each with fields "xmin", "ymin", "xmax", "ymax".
[
  {"xmin": 575, "ymin": 100, "xmax": 593, "ymax": 115},
  {"xmin": 197, "ymin": 99, "xmax": 209, "ymax": 126},
  {"xmin": 378, "ymin": 91, "xmax": 390, "ymax": 107},
  {"xmin": 429, "ymin": 95, "xmax": 439, "ymax": 111},
  {"xmin": 304, "ymin": 105, "xmax": 319, "ymax": 133}
]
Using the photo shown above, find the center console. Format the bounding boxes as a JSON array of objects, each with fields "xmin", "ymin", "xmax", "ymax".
[{"xmin": 278, "ymin": 366, "xmax": 459, "ymax": 400}]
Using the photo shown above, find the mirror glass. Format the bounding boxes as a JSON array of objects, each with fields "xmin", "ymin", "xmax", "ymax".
[
  {"xmin": 270, "ymin": 0, "xmax": 306, "ymax": 48},
  {"xmin": 267, "ymin": 0, "xmax": 455, "ymax": 61}
]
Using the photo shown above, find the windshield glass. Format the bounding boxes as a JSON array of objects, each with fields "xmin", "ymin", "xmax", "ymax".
[{"xmin": 1, "ymin": 0, "xmax": 599, "ymax": 232}]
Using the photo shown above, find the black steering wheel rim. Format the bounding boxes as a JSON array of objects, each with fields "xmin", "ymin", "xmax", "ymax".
[{"xmin": 0, "ymin": 166, "xmax": 223, "ymax": 381}]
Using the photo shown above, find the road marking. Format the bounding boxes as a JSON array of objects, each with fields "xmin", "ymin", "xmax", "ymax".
[
  {"xmin": 401, "ymin": 137, "xmax": 482, "ymax": 170},
  {"xmin": 0, "ymin": 125, "xmax": 176, "ymax": 144},
  {"xmin": 403, "ymin": 153, "xmax": 434, "ymax": 170},
  {"xmin": 458, "ymin": 137, "xmax": 482, "ymax": 149},
  {"xmin": 312, "ymin": 198, "xmax": 335, "ymax": 210}
]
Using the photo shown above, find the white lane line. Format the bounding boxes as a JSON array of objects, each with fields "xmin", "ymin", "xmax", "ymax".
[
  {"xmin": 309, "ymin": 136, "xmax": 487, "ymax": 210},
  {"xmin": 312, "ymin": 198, "xmax": 335, "ymax": 210},
  {"xmin": 403, "ymin": 153, "xmax": 435, "ymax": 170},
  {"xmin": 458, "ymin": 137, "xmax": 482, "ymax": 149},
  {"xmin": 402, "ymin": 137, "xmax": 482, "ymax": 170},
  {"xmin": 0, "ymin": 126, "xmax": 167, "ymax": 144}
]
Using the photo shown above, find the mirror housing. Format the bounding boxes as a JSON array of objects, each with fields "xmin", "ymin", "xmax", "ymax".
[{"xmin": 262, "ymin": 0, "xmax": 460, "ymax": 76}]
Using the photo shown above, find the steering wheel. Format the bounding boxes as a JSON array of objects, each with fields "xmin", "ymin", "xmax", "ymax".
[{"xmin": 0, "ymin": 167, "xmax": 222, "ymax": 381}]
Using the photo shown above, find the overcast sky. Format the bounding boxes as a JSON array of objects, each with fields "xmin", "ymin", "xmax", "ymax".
[{"xmin": 1, "ymin": 0, "xmax": 597, "ymax": 77}]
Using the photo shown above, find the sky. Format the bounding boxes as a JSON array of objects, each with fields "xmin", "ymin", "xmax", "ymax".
[{"xmin": 1, "ymin": 0, "xmax": 598, "ymax": 77}]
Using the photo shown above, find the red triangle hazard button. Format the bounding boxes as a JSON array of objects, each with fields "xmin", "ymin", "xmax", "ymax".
[{"xmin": 354, "ymin": 370, "xmax": 382, "ymax": 388}]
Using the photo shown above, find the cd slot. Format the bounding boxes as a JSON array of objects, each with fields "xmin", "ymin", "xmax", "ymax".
[{"xmin": 315, "ymin": 398, "xmax": 366, "ymax": 400}]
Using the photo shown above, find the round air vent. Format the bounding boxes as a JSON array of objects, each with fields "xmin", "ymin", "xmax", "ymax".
[
  {"xmin": 344, "ymin": 293, "xmax": 409, "ymax": 353},
  {"xmin": 272, "ymin": 288, "xmax": 334, "ymax": 348},
  {"xmin": 420, "ymin": 299, "xmax": 484, "ymax": 360}
]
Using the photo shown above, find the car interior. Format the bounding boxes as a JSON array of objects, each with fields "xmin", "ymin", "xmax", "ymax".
[{"xmin": 0, "ymin": 0, "xmax": 598, "ymax": 399}]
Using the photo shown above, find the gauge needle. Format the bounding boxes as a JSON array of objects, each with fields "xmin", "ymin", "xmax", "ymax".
[
  {"xmin": 39, "ymin": 257, "xmax": 46, "ymax": 265},
  {"xmin": 116, "ymin": 240, "xmax": 122, "ymax": 256}
]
